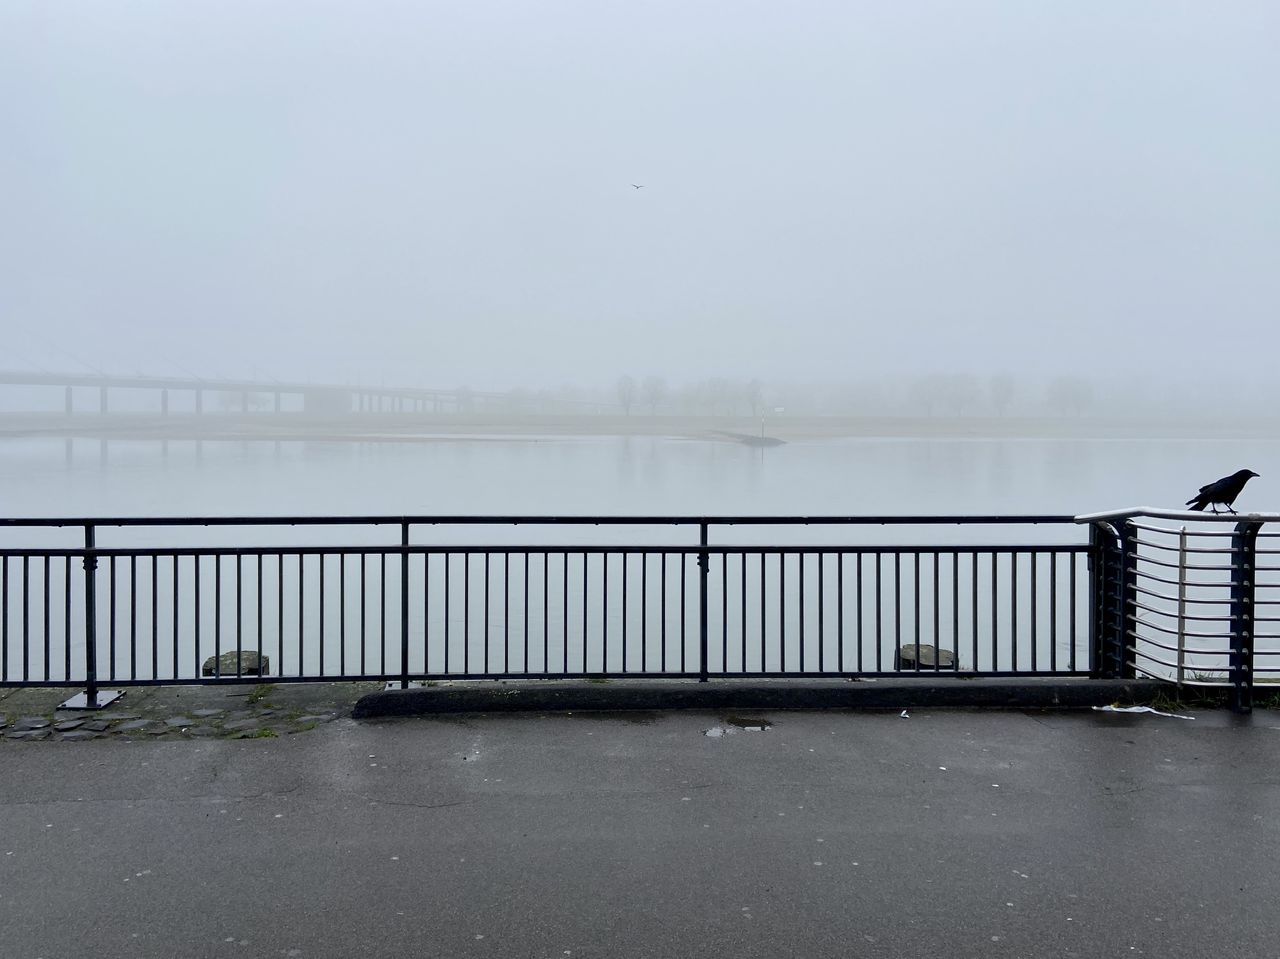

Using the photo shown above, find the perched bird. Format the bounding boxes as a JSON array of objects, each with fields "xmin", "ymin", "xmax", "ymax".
[{"xmin": 1185, "ymin": 469, "xmax": 1260, "ymax": 513}]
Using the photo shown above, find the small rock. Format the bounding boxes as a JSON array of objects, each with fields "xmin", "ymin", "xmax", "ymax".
[
  {"xmin": 59, "ymin": 731, "xmax": 98, "ymax": 742},
  {"xmin": 296, "ymin": 714, "xmax": 334, "ymax": 724},
  {"xmin": 184, "ymin": 726, "xmax": 219, "ymax": 737},
  {"xmin": 15, "ymin": 717, "xmax": 51, "ymax": 731},
  {"xmin": 115, "ymin": 719, "xmax": 153, "ymax": 732},
  {"xmin": 54, "ymin": 719, "xmax": 86, "ymax": 732},
  {"xmin": 165, "ymin": 718, "xmax": 196, "ymax": 729},
  {"xmin": 201, "ymin": 651, "xmax": 270, "ymax": 677}
]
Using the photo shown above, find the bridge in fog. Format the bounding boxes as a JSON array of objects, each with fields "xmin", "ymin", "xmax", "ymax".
[{"xmin": 0, "ymin": 370, "xmax": 560, "ymax": 416}]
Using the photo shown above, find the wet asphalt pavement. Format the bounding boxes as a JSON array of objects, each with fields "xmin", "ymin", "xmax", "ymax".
[{"xmin": 3, "ymin": 706, "xmax": 1280, "ymax": 959}]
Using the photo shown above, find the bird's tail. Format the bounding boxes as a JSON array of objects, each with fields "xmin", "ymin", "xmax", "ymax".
[{"xmin": 1186, "ymin": 499, "xmax": 1207, "ymax": 511}]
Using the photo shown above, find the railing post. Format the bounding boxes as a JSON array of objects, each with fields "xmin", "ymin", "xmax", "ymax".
[
  {"xmin": 84, "ymin": 524, "xmax": 99, "ymax": 702},
  {"xmin": 1089, "ymin": 520, "xmax": 1132, "ymax": 680},
  {"xmin": 60, "ymin": 523, "xmax": 122, "ymax": 710},
  {"xmin": 1089, "ymin": 522, "xmax": 1112, "ymax": 677},
  {"xmin": 400, "ymin": 521, "xmax": 410, "ymax": 690},
  {"xmin": 698, "ymin": 521, "xmax": 709, "ymax": 682},
  {"xmin": 1116, "ymin": 520, "xmax": 1137, "ymax": 679},
  {"xmin": 1176, "ymin": 526, "xmax": 1188, "ymax": 686},
  {"xmin": 1229, "ymin": 520, "xmax": 1259, "ymax": 714}
]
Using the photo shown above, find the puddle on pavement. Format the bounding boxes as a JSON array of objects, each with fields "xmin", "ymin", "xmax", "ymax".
[{"xmin": 706, "ymin": 715, "xmax": 773, "ymax": 737}]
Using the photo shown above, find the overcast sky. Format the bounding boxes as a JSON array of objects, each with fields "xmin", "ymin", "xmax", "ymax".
[{"xmin": 2, "ymin": 1, "xmax": 1276, "ymax": 390}]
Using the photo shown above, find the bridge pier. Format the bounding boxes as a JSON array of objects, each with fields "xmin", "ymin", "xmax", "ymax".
[{"xmin": 99, "ymin": 385, "xmax": 107, "ymax": 414}]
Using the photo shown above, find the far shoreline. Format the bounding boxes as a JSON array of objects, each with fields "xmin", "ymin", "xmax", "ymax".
[{"xmin": 1, "ymin": 411, "xmax": 1277, "ymax": 443}]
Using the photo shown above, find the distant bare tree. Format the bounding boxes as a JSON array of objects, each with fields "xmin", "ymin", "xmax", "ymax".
[
  {"xmin": 744, "ymin": 378, "xmax": 764, "ymax": 417},
  {"xmin": 1046, "ymin": 376, "xmax": 1095, "ymax": 416},
  {"xmin": 989, "ymin": 374, "xmax": 1015, "ymax": 416},
  {"xmin": 707, "ymin": 377, "xmax": 733, "ymax": 415},
  {"xmin": 909, "ymin": 375, "xmax": 949, "ymax": 416},
  {"xmin": 947, "ymin": 374, "xmax": 982, "ymax": 417},
  {"xmin": 641, "ymin": 375, "xmax": 667, "ymax": 415},
  {"xmin": 616, "ymin": 375, "xmax": 637, "ymax": 415}
]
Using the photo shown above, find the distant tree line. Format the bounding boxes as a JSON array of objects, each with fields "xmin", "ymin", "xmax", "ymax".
[{"xmin": 450, "ymin": 373, "xmax": 1106, "ymax": 418}]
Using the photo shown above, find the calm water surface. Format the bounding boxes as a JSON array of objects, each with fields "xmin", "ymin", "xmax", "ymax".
[
  {"xmin": 3, "ymin": 433, "xmax": 1273, "ymax": 520},
  {"xmin": 2, "ymin": 434, "xmax": 1273, "ymax": 681}
]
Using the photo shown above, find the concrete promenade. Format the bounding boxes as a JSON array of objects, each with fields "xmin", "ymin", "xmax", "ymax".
[{"xmin": 3, "ymin": 693, "xmax": 1280, "ymax": 958}]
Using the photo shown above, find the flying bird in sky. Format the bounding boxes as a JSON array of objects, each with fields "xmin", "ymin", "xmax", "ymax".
[
  {"xmin": 1185, "ymin": 469, "xmax": 1260, "ymax": 513},
  {"xmin": 631, "ymin": 184, "xmax": 644, "ymax": 189}
]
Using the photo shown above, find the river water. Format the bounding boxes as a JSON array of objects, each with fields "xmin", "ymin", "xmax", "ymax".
[
  {"xmin": 1, "ymin": 433, "xmax": 1276, "ymax": 683},
  {"xmin": 3, "ymin": 432, "xmax": 1274, "ymax": 520}
]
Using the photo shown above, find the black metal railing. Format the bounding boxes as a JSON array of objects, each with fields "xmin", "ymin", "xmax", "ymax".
[
  {"xmin": 0, "ymin": 515, "xmax": 1092, "ymax": 704},
  {"xmin": 1080, "ymin": 507, "xmax": 1280, "ymax": 713}
]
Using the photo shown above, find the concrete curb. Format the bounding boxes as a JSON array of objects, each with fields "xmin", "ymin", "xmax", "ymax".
[{"xmin": 353, "ymin": 678, "xmax": 1164, "ymax": 718}]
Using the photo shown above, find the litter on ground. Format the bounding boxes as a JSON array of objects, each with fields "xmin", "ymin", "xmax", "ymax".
[{"xmin": 1091, "ymin": 704, "xmax": 1193, "ymax": 720}]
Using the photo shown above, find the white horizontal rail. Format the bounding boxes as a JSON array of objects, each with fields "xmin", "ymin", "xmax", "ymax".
[{"xmin": 1076, "ymin": 507, "xmax": 1276, "ymax": 524}]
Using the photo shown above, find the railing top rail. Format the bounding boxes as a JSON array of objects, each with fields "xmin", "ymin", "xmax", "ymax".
[
  {"xmin": 1075, "ymin": 507, "xmax": 1277, "ymax": 524},
  {"xmin": 0, "ymin": 513, "xmax": 1079, "ymax": 529},
  {"xmin": 0, "ymin": 543, "xmax": 1093, "ymax": 559}
]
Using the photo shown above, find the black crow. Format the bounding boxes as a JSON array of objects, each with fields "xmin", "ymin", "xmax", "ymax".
[{"xmin": 1185, "ymin": 469, "xmax": 1260, "ymax": 513}]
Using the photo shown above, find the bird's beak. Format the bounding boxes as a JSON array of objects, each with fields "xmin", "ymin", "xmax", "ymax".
[{"xmin": 1253, "ymin": 471, "xmax": 1262, "ymax": 477}]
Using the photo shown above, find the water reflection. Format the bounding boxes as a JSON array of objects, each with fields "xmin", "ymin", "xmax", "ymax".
[{"xmin": 5, "ymin": 433, "xmax": 1279, "ymax": 684}]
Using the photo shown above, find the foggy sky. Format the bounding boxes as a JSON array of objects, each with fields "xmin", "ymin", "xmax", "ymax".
[{"xmin": 2, "ymin": 1, "xmax": 1277, "ymax": 390}]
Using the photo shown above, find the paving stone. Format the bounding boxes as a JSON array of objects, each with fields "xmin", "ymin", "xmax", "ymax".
[
  {"xmin": 96, "ymin": 712, "xmax": 141, "ymax": 721},
  {"xmin": 83, "ymin": 720, "xmax": 112, "ymax": 732},
  {"xmin": 115, "ymin": 719, "xmax": 153, "ymax": 732},
  {"xmin": 184, "ymin": 726, "xmax": 219, "ymax": 737},
  {"xmin": 0, "ymin": 714, "xmax": 7, "ymax": 729},
  {"xmin": 223, "ymin": 718, "xmax": 261, "ymax": 731},
  {"xmin": 59, "ymin": 731, "xmax": 98, "ymax": 742},
  {"xmin": 6, "ymin": 728, "xmax": 51, "ymax": 741},
  {"xmin": 14, "ymin": 717, "xmax": 51, "ymax": 731},
  {"xmin": 191, "ymin": 709, "xmax": 224, "ymax": 718},
  {"xmin": 296, "ymin": 714, "xmax": 335, "ymax": 724},
  {"xmin": 165, "ymin": 717, "xmax": 196, "ymax": 729},
  {"xmin": 54, "ymin": 719, "xmax": 86, "ymax": 731}
]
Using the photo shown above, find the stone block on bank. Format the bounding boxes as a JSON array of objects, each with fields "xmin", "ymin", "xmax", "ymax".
[
  {"xmin": 201, "ymin": 651, "xmax": 270, "ymax": 677},
  {"xmin": 895, "ymin": 643, "xmax": 957, "ymax": 670}
]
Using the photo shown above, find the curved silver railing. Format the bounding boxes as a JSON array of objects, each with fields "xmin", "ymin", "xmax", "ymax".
[{"xmin": 1077, "ymin": 508, "xmax": 1277, "ymax": 708}]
